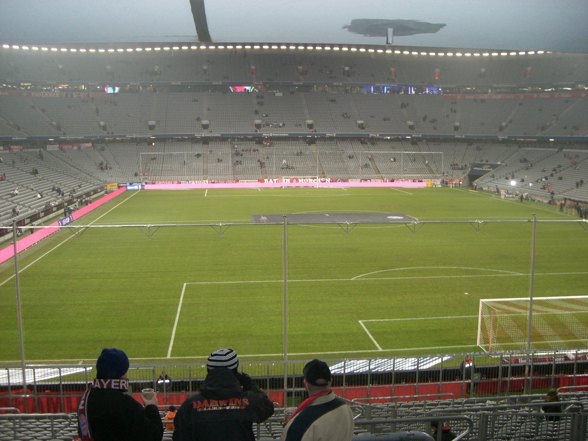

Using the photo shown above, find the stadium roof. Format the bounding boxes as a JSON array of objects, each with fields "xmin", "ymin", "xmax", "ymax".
[{"xmin": 0, "ymin": 0, "xmax": 587, "ymax": 53}]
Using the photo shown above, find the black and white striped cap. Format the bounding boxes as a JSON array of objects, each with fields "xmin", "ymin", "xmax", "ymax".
[{"xmin": 207, "ymin": 348, "xmax": 239, "ymax": 370}]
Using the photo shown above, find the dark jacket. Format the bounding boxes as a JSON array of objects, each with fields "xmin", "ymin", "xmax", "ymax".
[
  {"xmin": 173, "ymin": 369, "xmax": 274, "ymax": 441},
  {"xmin": 85, "ymin": 388, "xmax": 163, "ymax": 441}
]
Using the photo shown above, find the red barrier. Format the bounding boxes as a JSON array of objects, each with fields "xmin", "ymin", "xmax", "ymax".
[{"xmin": 4, "ymin": 375, "xmax": 585, "ymax": 413}]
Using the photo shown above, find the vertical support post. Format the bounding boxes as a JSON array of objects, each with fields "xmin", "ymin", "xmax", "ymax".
[
  {"xmin": 525, "ymin": 214, "xmax": 537, "ymax": 393},
  {"xmin": 282, "ymin": 216, "xmax": 288, "ymax": 406},
  {"xmin": 526, "ymin": 214, "xmax": 537, "ymax": 351},
  {"xmin": 13, "ymin": 221, "xmax": 28, "ymax": 412}
]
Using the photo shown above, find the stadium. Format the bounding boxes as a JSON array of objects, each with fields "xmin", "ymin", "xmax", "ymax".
[{"xmin": 0, "ymin": 1, "xmax": 587, "ymax": 439}]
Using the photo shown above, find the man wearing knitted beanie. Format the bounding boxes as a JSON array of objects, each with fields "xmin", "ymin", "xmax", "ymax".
[
  {"xmin": 77, "ymin": 348, "xmax": 163, "ymax": 441},
  {"xmin": 173, "ymin": 348, "xmax": 274, "ymax": 441}
]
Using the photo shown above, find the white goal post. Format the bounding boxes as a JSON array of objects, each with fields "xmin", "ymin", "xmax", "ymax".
[{"xmin": 477, "ymin": 296, "xmax": 588, "ymax": 352}]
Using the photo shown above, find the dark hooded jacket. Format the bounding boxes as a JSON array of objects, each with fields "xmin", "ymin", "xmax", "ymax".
[
  {"xmin": 173, "ymin": 368, "xmax": 274, "ymax": 441},
  {"xmin": 84, "ymin": 388, "xmax": 163, "ymax": 441}
]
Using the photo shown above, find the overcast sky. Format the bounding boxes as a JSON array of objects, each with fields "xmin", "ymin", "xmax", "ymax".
[{"xmin": 1, "ymin": 0, "xmax": 587, "ymax": 52}]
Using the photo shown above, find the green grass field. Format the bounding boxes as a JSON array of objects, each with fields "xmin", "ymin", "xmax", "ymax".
[{"xmin": 1, "ymin": 187, "xmax": 587, "ymax": 365}]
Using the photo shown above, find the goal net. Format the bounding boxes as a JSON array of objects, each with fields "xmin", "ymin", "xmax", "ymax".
[{"xmin": 477, "ymin": 296, "xmax": 588, "ymax": 352}]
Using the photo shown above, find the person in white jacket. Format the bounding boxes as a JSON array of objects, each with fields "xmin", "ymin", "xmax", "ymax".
[{"xmin": 280, "ymin": 359, "xmax": 353, "ymax": 441}]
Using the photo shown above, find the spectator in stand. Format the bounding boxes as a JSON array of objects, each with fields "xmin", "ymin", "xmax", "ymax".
[
  {"xmin": 430, "ymin": 420, "xmax": 457, "ymax": 440},
  {"xmin": 542, "ymin": 389, "xmax": 563, "ymax": 421},
  {"xmin": 460, "ymin": 356, "xmax": 476, "ymax": 394},
  {"xmin": 173, "ymin": 348, "xmax": 274, "ymax": 441},
  {"xmin": 164, "ymin": 405, "xmax": 177, "ymax": 431},
  {"xmin": 77, "ymin": 348, "xmax": 163, "ymax": 441},
  {"xmin": 280, "ymin": 359, "xmax": 353, "ymax": 441}
]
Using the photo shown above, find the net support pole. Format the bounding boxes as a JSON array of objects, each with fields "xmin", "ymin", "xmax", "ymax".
[
  {"xmin": 525, "ymin": 214, "xmax": 537, "ymax": 393},
  {"xmin": 12, "ymin": 221, "xmax": 28, "ymax": 412},
  {"xmin": 282, "ymin": 215, "xmax": 289, "ymax": 405}
]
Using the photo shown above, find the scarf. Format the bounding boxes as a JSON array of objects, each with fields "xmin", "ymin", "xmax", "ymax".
[
  {"xmin": 77, "ymin": 378, "xmax": 129, "ymax": 441},
  {"xmin": 288, "ymin": 389, "xmax": 331, "ymax": 422}
]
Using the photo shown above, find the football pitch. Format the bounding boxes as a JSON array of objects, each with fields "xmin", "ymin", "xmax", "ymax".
[{"xmin": 0, "ymin": 187, "xmax": 587, "ymax": 365}]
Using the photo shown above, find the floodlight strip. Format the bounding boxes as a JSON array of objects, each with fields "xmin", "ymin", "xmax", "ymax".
[{"xmin": 0, "ymin": 42, "xmax": 551, "ymax": 58}]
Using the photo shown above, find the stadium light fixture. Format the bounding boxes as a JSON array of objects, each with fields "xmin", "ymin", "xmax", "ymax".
[
  {"xmin": 509, "ymin": 52, "xmax": 517, "ymax": 56},
  {"xmin": 2, "ymin": 44, "xmax": 9, "ymax": 49},
  {"xmin": 12, "ymin": 45, "xmax": 20, "ymax": 49},
  {"xmin": 510, "ymin": 180, "xmax": 517, "ymax": 186},
  {"xmin": 438, "ymin": 53, "xmax": 445, "ymax": 56},
  {"xmin": 117, "ymin": 48, "xmax": 124, "ymax": 52},
  {"xmin": 342, "ymin": 47, "xmax": 349, "ymax": 51},
  {"xmin": 254, "ymin": 45, "xmax": 261, "ymax": 49},
  {"xmin": 60, "ymin": 48, "xmax": 68, "ymax": 52},
  {"xmin": 537, "ymin": 50, "xmax": 545, "ymax": 54},
  {"xmin": 518, "ymin": 51, "xmax": 526, "ymax": 55},
  {"xmin": 446, "ymin": 52, "xmax": 454, "ymax": 57}
]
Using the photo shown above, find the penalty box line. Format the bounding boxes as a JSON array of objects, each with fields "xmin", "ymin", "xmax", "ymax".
[
  {"xmin": 359, "ymin": 315, "xmax": 479, "ymax": 352},
  {"xmin": 167, "ymin": 269, "xmax": 587, "ymax": 357}
]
